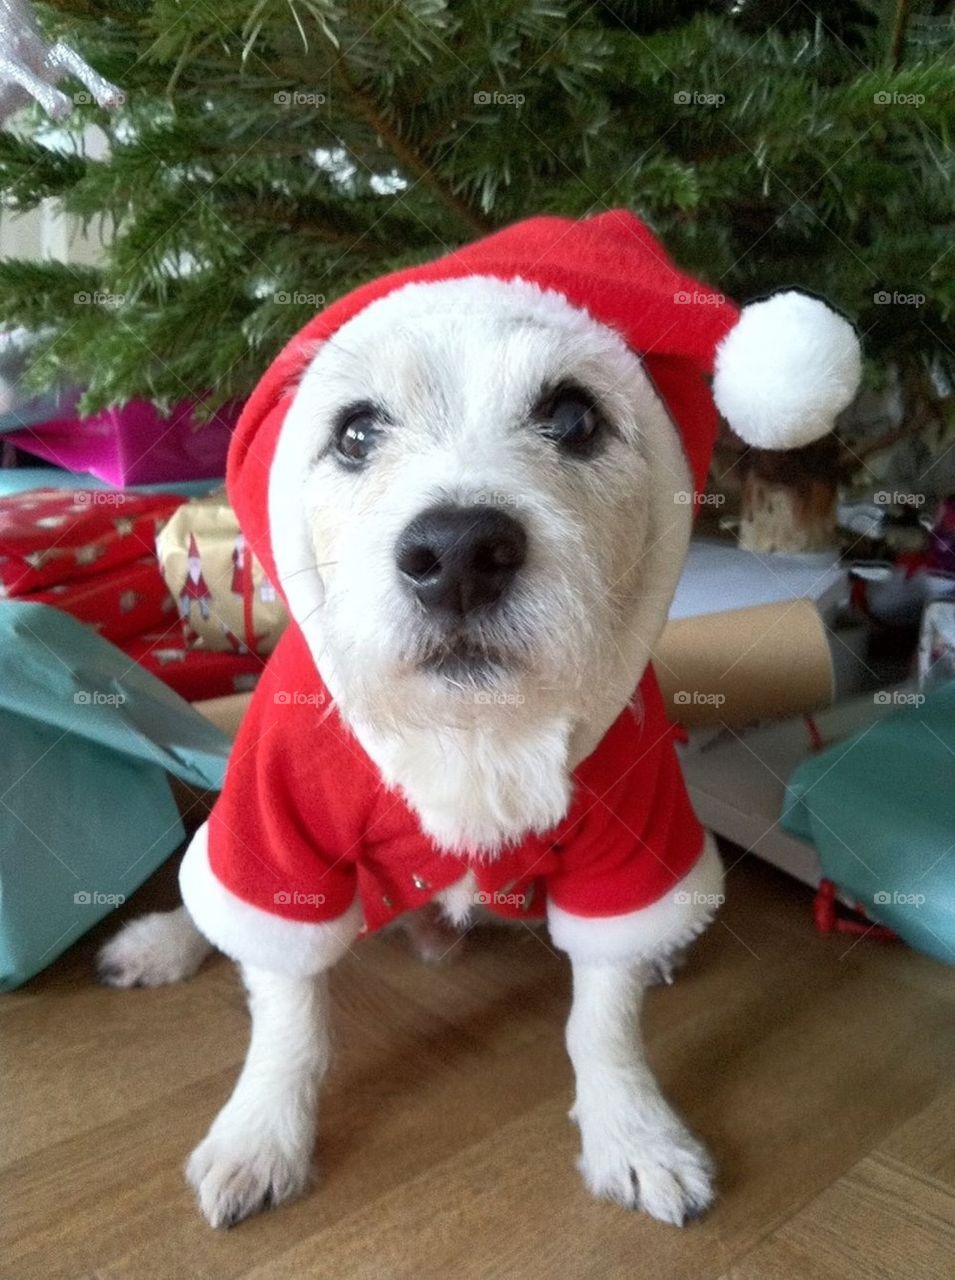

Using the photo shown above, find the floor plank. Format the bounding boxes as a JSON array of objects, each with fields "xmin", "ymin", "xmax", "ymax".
[{"xmin": 718, "ymin": 1152, "xmax": 955, "ymax": 1280}]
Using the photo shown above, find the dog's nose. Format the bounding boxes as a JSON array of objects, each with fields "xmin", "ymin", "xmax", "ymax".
[{"xmin": 395, "ymin": 504, "xmax": 527, "ymax": 618}]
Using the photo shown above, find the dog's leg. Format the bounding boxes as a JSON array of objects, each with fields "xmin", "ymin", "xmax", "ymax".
[
  {"xmin": 400, "ymin": 902, "xmax": 467, "ymax": 964},
  {"xmin": 565, "ymin": 957, "xmax": 714, "ymax": 1226},
  {"xmin": 186, "ymin": 965, "xmax": 329, "ymax": 1228},
  {"xmin": 97, "ymin": 904, "xmax": 212, "ymax": 987}
]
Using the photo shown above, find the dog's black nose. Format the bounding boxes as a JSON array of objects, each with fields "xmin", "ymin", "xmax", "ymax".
[{"xmin": 395, "ymin": 504, "xmax": 527, "ymax": 618}]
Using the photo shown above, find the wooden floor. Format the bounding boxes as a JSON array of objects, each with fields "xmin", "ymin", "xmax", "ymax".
[{"xmin": 2, "ymin": 849, "xmax": 953, "ymax": 1280}]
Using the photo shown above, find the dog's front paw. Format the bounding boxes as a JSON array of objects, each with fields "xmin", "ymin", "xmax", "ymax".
[
  {"xmin": 186, "ymin": 1121, "xmax": 312, "ymax": 1228},
  {"xmin": 97, "ymin": 908, "xmax": 211, "ymax": 987},
  {"xmin": 577, "ymin": 1106, "xmax": 715, "ymax": 1226}
]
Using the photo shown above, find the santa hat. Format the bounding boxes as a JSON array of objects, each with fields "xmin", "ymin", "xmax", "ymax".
[{"xmin": 228, "ymin": 210, "xmax": 861, "ymax": 602}]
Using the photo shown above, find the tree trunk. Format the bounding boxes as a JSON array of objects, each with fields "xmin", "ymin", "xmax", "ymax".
[{"xmin": 738, "ymin": 441, "xmax": 843, "ymax": 553}]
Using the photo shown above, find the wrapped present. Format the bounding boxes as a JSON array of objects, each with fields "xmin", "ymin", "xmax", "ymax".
[
  {"xmin": 0, "ymin": 602, "xmax": 230, "ymax": 991},
  {"xmin": 0, "ymin": 488, "xmax": 183, "ymax": 596},
  {"xmin": 0, "ymin": 465, "xmax": 223, "ymax": 501},
  {"xmin": 927, "ymin": 497, "xmax": 955, "ymax": 575},
  {"xmin": 2, "ymin": 398, "xmax": 236, "ymax": 488},
  {"xmin": 31, "ymin": 556, "xmax": 177, "ymax": 644},
  {"xmin": 123, "ymin": 630, "xmax": 264, "ymax": 701},
  {"xmin": 157, "ymin": 491, "xmax": 287, "ymax": 655}
]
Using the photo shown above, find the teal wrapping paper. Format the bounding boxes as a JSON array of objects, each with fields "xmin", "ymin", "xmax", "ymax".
[
  {"xmin": 0, "ymin": 602, "xmax": 230, "ymax": 989},
  {"xmin": 783, "ymin": 681, "xmax": 955, "ymax": 964}
]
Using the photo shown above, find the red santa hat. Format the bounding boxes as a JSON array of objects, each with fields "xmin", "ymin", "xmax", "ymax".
[{"xmin": 228, "ymin": 210, "xmax": 861, "ymax": 604}]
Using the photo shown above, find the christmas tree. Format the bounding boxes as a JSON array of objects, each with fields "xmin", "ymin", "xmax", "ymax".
[{"xmin": 0, "ymin": 0, "xmax": 952, "ymax": 531}]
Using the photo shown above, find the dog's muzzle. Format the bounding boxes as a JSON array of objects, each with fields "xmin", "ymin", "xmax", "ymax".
[{"xmin": 395, "ymin": 503, "xmax": 527, "ymax": 622}]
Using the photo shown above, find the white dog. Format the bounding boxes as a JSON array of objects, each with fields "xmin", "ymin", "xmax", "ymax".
[{"xmin": 99, "ymin": 212, "xmax": 860, "ymax": 1230}]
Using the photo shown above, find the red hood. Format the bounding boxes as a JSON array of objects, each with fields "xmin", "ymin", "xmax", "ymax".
[{"xmin": 226, "ymin": 210, "xmax": 739, "ymax": 597}]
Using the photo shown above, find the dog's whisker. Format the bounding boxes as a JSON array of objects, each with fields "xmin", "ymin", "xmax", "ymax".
[{"xmin": 279, "ymin": 561, "xmax": 338, "ymax": 581}]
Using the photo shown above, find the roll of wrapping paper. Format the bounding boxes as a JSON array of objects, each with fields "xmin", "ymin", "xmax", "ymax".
[{"xmin": 654, "ymin": 598, "xmax": 835, "ymax": 728}]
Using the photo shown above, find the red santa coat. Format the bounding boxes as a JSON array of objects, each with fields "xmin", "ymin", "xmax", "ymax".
[
  {"xmin": 180, "ymin": 613, "xmax": 719, "ymax": 973},
  {"xmin": 202, "ymin": 624, "xmax": 703, "ymax": 928}
]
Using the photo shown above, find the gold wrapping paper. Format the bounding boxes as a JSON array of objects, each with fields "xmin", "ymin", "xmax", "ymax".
[{"xmin": 156, "ymin": 493, "xmax": 287, "ymax": 655}]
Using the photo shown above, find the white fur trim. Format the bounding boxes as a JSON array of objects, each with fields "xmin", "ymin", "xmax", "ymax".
[
  {"xmin": 713, "ymin": 291, "xmax": 861, "ymax": 450},
  {"xmin": 268, "ymin": 391, "xmax": 327, "ymax": 664},
  {"xmin": 179, "ymin": 823, "xmax": 363, "ymax": 976},
  {"xmin": 435, "ymin": 869, "xmax": 479, "ymax": 926},
  {"xmin": 547, "ymin": 834, "xmax": 723, "ymax": 963}
]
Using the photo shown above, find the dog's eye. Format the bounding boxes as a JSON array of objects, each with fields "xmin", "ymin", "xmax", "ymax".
[
  {"xmin": 335, "ymin": 407, "xmax": 382, "ymax": 465},
  {"xmin": 541, "ymin": 388, "xmax": 604, "ymax": 456}
]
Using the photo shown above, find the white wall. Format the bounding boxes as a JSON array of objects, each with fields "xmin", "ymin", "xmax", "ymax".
[{"xmin": 0, "ymin": 121, "xmax": 108, "ymax": 265}]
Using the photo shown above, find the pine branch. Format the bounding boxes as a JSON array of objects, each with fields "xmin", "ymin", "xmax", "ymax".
[
  {"xmin": 214, "ymin": 192, "xmax": 408, "ymax": 254},
  {"xmin": 9, "ymin": 0, "xmax": 952, "ymax": 430},
  {"xmin": 889, "ymin": 0, "xmax": 911, "ymax": 71},
  {"xmin": 854, "ymin": 364, "xmax": 953, "ymax": 463},
  {"xmin": 335, "ymin": 65, "xmax": 494, "ymax": 238}
]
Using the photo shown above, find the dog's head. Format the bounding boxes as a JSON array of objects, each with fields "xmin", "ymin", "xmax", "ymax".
[{"xmin": 270, "ymin": 276, "xmax": 695, "ymax": 739}]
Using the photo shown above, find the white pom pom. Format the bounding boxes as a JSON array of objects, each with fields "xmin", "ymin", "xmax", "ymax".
[{"xmin": 713, "ymin": 290, "xmax": 861, "ymax": 450}]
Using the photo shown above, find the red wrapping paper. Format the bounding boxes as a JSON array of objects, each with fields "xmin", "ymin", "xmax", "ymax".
[
  {"xmin": 31, "ymin": 556, "xmax": 178, "ymax": 644},
  {"xmin": 123, "ymin": 631, "xmax": 264, "ymax": 701},
  {"xmin": 0, "ymin": 488, "xmax": 183, "ymax": 596}
]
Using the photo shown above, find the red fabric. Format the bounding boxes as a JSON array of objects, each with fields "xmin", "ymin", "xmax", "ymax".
[
  {"xmin": 226, "ymin": 211, "xmax": 739, "ymax": 596},
  {"xmin": 0, "ymin": 488, "xmax": 183, "ymax": 595},
  {"xmin": 207, "ymin": 625, "xmax": 704, "ymax": 932},
  {"xmin": 123, "ymin": 630, "xmax": 263, "ymax": 701},
  {"xmin": 30, "ymin": 555, "xmax": 175, "ymax": 643}
]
